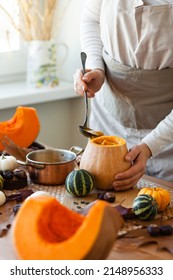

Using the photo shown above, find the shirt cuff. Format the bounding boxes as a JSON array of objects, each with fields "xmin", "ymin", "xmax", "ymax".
[
  {"xmin": 86, "ymin": 57, "xmax": 105, "ymax": 71},
  {"xmin": 141, "ymin": 137, "xmax": 162, "ymax": 157}
]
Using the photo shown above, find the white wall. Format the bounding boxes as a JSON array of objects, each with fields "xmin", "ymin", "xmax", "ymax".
[
  {"xmin": 56, "ymin": 0, "xmax": 84, "ymax": 82},
  {"xmin": 0, "ymin": 0, "xmax": 88, "ymax": 151},
  {"xmin": 52, "ymin": 0, "xmax": 87, "ymax": 149},
  {"xmin": 36, "ymin": 97, "xmax": 88, "ymax": 150}
]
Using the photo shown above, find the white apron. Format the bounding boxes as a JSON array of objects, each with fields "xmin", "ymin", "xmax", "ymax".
[{"xmin": 90, "ymin": 0, "xmax": 173, "ymax": 181}]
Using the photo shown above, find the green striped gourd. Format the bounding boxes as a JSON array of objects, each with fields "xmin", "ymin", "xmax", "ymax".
[
  {"xmin": 132, "ymin": 194, "xmax": 158, "ymax": 221},
  {"xmin": 0, "ymin": 175, "xmax": 4, "ymax": 190},
  {"xmin": 65, "ymin": 169, "xmax": 94, "ymax": 197}
]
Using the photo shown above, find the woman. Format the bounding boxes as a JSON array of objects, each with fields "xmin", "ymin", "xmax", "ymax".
[{"xmin": 74, "ymin": 0, "xmax": 173, "ymax": 190}]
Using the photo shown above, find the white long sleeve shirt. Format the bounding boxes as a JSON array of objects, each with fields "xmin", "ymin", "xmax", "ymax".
[
  {"xmin": 80, "ymin": 0, "xmax": 173, "ymax": 156},
  {"xmin": 142, "ymin": 110, "xmax": 173, "ymax": 156}
]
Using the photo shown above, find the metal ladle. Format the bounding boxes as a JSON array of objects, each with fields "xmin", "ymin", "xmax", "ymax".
[{"xmin": 79, "ymin": 52, "xmax": 104, "ymax": 138}]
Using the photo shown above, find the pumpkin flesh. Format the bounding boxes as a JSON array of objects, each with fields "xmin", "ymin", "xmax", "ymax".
[
  {"xmin": 80, "ymin": 136, "xmax": 131, "ymax": 190},
  {"xmin": 0, "ymin": 106, "xmax": 40, "ymax": 150},
  {"xmin": 12, "ymin": 196, "xmax": 123, "ymax": 260}
]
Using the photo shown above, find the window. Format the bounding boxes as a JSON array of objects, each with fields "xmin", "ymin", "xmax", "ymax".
[{"xmin": 0, "ymin": 0, "xmax": 27, "ymax": 79}]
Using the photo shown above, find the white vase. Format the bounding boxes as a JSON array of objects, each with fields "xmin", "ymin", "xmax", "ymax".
[{"xmin": 27, "ymin": 40, "xmax": 59, "ymax": 88}]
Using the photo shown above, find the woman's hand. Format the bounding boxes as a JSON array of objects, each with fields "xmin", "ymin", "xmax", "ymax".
[
  {"xmin": 73, "ymin": 68, "xmax": 105, "ymax": 98},
  {"xmin": 112, "ymin": 143, "xmax": 152, "ymax": 191}
]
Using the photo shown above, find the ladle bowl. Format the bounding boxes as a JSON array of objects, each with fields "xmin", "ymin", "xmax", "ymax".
[
  {"xmin": 79, "ymin": 52, "xmax": 104, "ymax": 138},
  {"xmin": 79, "ymin": 125, "xmax": 103, "ymax": 138}
]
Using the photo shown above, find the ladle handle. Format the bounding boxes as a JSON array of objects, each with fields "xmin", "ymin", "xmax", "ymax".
[
  {"xmin": 81, "ymin": 52, "xmax": 87, "ymax": 75},
  {"xmin": 80, "ymin": 52, "xmax": 88, "ymax": 127}
]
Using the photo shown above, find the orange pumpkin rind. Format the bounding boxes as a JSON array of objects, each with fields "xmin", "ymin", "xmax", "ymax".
[{"xmin": 80, "ymin": 135, "xmax": 131, "ymax": 190}]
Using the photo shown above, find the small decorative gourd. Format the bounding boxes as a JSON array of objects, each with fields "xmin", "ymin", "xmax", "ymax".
[
  {"xmin": 65, "ymin": 169, "xmax": 94, "ymax": 197},
  {"xmin": 12, "ymin": 196, "xmax": 124, "ymax": 260},
  {"xmin": 80, "ymin": 135, "xmax": 131, "ymax": 190},
  {"xmin": 0, "ymin": 191, "xmax": 6, "ymax": 206},
  {"xmin": 137, "ymin": 187, "xmax": 171, "ymax": 212},
  {"xmin": 0, "ymin": 154, "xmax": 18, "ymax": 171},
  {"xmin": 132, "ymin": 194, "xmax": 158, "ymax": 221}
]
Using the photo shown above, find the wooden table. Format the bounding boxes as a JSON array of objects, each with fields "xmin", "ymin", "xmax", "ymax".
[
  {"xmin": 107, "ymin": 175, "xmax": 173, "ymax": 260},
  {"xmin": 0, "ymin": 174, "xmax": 173, "ymax": 260}
]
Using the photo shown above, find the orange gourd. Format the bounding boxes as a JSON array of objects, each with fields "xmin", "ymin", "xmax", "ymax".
[
  {"xmin": 80, "ymin": 135, "xmax": 131, "ymax": 190},
  {"xmin": 12, "ymin": 196, "xmax": 123, "ymax": 260},
  {"xmin": 0, "ymin": 106, "xmax": 40, "ymax": 150},
  {"xmin": 137, "ymin": 187, "xmax": 171, "ymax": 212}
]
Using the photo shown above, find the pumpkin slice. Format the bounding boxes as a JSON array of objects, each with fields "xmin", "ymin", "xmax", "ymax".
[
  {"xmin": 80, "ymin": 135, "xmax": 131, "ymax": 190},
  {"xmin": 0, "ymin": 106, "xmax": 40, "ymax": 150},
  {"xmin": 12, "ymin": 196, "xmax": 124, "ymax": 260}
]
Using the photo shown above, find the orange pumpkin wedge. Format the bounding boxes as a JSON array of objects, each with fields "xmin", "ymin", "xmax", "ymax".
[
  {"xmin": 0, "ymin": 106, "xmax": 40, "ymax": 150},
  {"xmin": 80, "ymin": 135, "xmax": 131, "ymax": 190},
  {"xmin": 12, "ymin": 196, "xmax": 123, "ymax": 260}
]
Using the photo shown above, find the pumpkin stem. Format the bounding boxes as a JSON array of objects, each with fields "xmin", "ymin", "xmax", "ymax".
[{"xmin": 1, "ymin": 153, "xmax": 5, "ymax": 160}]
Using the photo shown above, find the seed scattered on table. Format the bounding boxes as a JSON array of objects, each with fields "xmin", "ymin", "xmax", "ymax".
[{"xmin": 73, "ymin": 201, "xmax": 79, "ymax": 205}]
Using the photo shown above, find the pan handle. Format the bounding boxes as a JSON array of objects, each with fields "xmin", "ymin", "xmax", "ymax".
[
  {"xmin": 70, "ymin": 146, "xmax": 84, "ymax": 156},
  {"xmin": 17, "ymin": 160, "xmax": 45, "ymax": 170},
  {"xmin": 17, "ymin": 160, "xmax": 28, "ymax": 166}
]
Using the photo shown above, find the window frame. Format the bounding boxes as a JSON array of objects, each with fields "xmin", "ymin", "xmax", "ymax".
[
  {"xmin": 0, "ymin": 0, "xmax": 27, "ymax": 81},
  {"xmin": 0, "ymin": 39, "xmax": 27, "ymax": 81}
]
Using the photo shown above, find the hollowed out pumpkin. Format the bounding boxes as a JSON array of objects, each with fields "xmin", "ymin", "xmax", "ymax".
[
  {"xmin": 0, "ymin": 106, "xmax": 40, "ymax": 150},
  {"xmin": 80, "ymin": 135, "xmax": 131, "ymax": 190},
  {"xmin": 12, "ymin": 196, "xmax": 124, "ymax": 260}
]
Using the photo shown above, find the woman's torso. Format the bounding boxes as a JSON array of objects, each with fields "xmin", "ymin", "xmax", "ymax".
[{"xmin": 89, "ymin": 0, "xmax": 173, "ymax": 147}]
